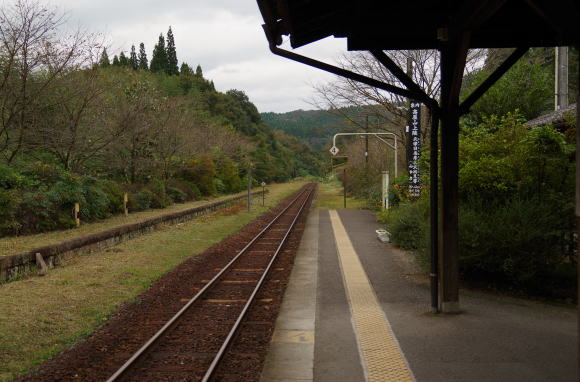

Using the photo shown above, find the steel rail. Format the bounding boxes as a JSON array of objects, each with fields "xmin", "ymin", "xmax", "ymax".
[
  {"xmin": 106, "ymin": 185, "xmax": 313, "ymax": 382},
  {"xmin": 201, "ymin": 185, "xmax": 314, "ymax": 382}
]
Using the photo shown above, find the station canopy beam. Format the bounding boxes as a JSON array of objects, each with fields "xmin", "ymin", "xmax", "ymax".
[{"xmin": 256, "ymin": 0, "xmax": 580, "ymax": 317}]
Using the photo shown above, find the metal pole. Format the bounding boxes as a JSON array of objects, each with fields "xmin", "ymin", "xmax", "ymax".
[
  {"xmin": 394, "ymin": 137, "xmax": 398, "ymax": 178},
  {"xmin": 331, "ymin": 156, "xmax": 334, "ymax": 178},
  {"xmin": 429, "ymin": 107, "xmax": 440, "ymax": 313},
  {"xmin": 365, "ymin": 115, "xmax": 369, "ymax": 167},
  {"xmin": 555, "ymin": 46, "xmax": 569, "ymax": 110},
  {"xmin": 262, "ymin": 185, "xmax": 265, "ymax": 206},
  {"xmin": 343, "ymin": 168, "xmax": 347, "ymax": 209},
  {"xmin": 574, "ymin": 44, "xmax": 579, "ymax": 372},
  {"xmin": 247, "ymin": 166, "xmax": 252, "ymax": 212}
]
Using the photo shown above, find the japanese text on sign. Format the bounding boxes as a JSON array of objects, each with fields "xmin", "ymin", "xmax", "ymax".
[{"xmin": 407, "ymin": 102, "xmax": 421, "ymax": 197}]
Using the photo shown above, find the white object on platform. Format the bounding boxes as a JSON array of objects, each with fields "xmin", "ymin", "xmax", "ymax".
[{"xmin": 376, "ymin": 229, "xmax": 391, "ymax": 243}]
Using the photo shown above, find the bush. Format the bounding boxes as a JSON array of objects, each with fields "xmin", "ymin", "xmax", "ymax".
[
  {"xmin": 130, "ymin": 189, "xmax": 154, "ymax": 211},
  {"xmin": 97, "ymin": 180, "xmax": 125, "ymax": 214},
  {"xmin": 459, "ymin": 198, "xmax": 575, "ymax": 294},
  {"xmin": 378, "ymin": 198, "xmax": 429, "ymax": 254},
  {"xmin": 0, "ymin": 164, "xmax": 24, "ymax": 189},
  {"xmin": 147, "ymin": 179, "xmax": 172, "ymax": 209},
  {"xmin": 80, "ymin": 179, "xmax": 112, "ymax": 221},
  {"xmin": 167, "ymin": 186, "xmax": 187, "ymax": 203},
  {"xmin": 178, "ymin": 155, "xmax": 217, "ymax": 196},
  {"xmin": 179, "ymin": 180, "xmax": 202, "ymax": 200},
  {"xmin": 0, "ymin": 190, "xmax": 21, "ymax": 234},
  {"xmin": 213, "ymin": 178, "xmax": 226, "ymax": 194},
  {"xmin": 168, "ymin": 179, "xmax": 196, "ymax": 201}
]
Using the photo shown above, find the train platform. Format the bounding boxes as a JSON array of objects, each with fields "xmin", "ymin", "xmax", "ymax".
[{"xmin": 261, "ymin": 209, "xmax": 577, "ymax": 382}]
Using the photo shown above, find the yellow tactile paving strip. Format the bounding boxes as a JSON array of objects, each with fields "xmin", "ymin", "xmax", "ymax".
[{"xmin": 329, "ymin": 210, "xmax": 414, "ymax": 382}]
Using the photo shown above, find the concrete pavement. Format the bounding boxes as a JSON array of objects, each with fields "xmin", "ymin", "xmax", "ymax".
[{"xmin": 261, "ymin": 209, "xmax": 577, "ymax": 382}]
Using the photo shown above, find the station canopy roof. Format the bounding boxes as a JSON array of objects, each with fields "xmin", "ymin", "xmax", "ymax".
[{"xmin": 258, "ymin": 0, "xmax": 579, "ymax": 50}]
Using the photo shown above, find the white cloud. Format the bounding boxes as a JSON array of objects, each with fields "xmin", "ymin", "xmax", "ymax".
[{"xmin": 48, "ymin": 0, "xmax": 346, "ymax": 113}]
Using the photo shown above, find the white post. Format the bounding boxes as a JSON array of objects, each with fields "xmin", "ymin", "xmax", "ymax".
[{"xmin": 382, "ymin": 170, "xmax": 390, "ymax": 210}]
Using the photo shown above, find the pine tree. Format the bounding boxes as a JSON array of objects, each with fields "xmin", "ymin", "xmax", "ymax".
[
  {"xmin": 150, "ymin": 34, "xmax": 168, "ymax": 73},
  {"xmin": 99, "ymin": 48, "xmax": 110, "ymax": 67},
  {"xmin": 195, "ymin": 64, "xmax": 203, "ymax": 77},
  {"xmin": 138, "ymin": 42, "xmax": 148, "ymax": 70},
  {"xmin": 166, "ymin": 26, "xmax": 179, "ymax": 76},
  {"xmin": 129, "ymin": 45, "xmax": 138, "ymax": 70},
  {"xmin": 119, "ymin": 51, "xmax": 129, "ymax": 67},
  {"xmin": 112, "ymin": 55, "xmax": 120, "ymax": 66},
  {"xmin": 180, "ymin": 62, "xmax": 193, "ymax": 76}
]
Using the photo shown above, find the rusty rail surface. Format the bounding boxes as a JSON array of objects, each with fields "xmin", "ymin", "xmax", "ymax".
[{"xmin": 106, "ymin": 184, "xmax": 315, "ymax": 382}]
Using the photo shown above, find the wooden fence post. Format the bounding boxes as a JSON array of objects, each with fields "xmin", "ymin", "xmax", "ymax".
[
  {"xmin": 124, "ymin": 193, "xmax": 129, "ymax": 216},
  {"xmin": 74, "ymin": 203, "xmax": 80, "ymax": 227}
]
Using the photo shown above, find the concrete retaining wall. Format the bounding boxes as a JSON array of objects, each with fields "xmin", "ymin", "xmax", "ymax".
[{"xmin": 0, "ymin": 191, "xmax": 266, "ymax": 283}]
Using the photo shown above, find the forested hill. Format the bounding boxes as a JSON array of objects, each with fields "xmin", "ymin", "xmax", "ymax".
[
  {"xmin": 0, "ymin": 13, "xmax": 323, "ymax": 236},
  {"xmin": 261, "ymin": 109, "xmax": 352, "ymax": 148}
]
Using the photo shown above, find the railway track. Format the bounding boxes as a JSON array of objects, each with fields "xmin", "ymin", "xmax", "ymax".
[{"xmin": 105, "ymin": 184, "xmax": 315, "ymax": 382}]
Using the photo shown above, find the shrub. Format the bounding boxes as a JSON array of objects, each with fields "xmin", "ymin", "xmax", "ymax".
[
  {"xmin": 378, "ymin": 198, "xmax": 429, "ymax": 255},
  {"xmin": 0, "ymin": 190, "xmax": 21, "ymax": 234},
  {"xmin": 167, "ymin": 179, "xmax": 196, "ymax": 201},
  {"xmin": 130, "ymin": 189, "xmax": 154, "ymax": 211},
  {"xmin": 178, "ymin": 156, "xmax": 217, "ymax": 196},
  {"xmin": 147, "ymin": 179, "xmax": 172, "ymax": 208},
  {"xmin": 167, "ymin": 186, "xmax": 187, "ymax": 203},
  {"xmin": 459, "ymin": 198, "xmax": 575, "ymax": 294},
  {"xmin": 213, "ymin": 178, "xmax": 226, "ymax": 194},
  {"xmin": 97, "ymin": 180, "xmax": 125, "ymax": 214},
  {"xmin": 179, "ymin": 180, "xmax": 202, "ymax": 200},
  {"xmin": 0, "ymin": 165, "xmax": 24, "ymax": 189}
]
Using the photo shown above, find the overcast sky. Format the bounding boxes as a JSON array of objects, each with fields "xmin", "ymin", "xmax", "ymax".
[{"xmin": 51, "ymin": 0, "xmax": 346, "ymax": 113}]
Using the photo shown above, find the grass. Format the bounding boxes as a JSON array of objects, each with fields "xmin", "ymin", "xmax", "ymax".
[
  {"xmin": 0, "ymin": 186, "xmax": 285, "ymax": 257},
  {"xmin": 314, "ymin": 179, "xmax": 367, "ymax": 210},
  {"xmin": 0, "ymin": 180, "xmax": 306, "ymax": 382}
]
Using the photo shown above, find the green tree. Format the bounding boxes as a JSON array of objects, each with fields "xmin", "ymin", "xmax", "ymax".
[
  {"xmin": 129, "ymin": 45, "xmax": 138, "ymax": 70},
  {"xmin": 138, "ymin": 42, "xmax": 148, "ymax": 70},
  {"xmin": 150, "ymin": 34, "xmax": 168, "ymax": 73},
  {"xmin": 119, "ymin": 51, "xmax": 129, "ymax": 67},
  {"xmin": 461, "ymin": 49, "xmax": 553, "ymax": 123},
  {"xmin": 99, "ymin": 48, "xmax": 110, "ymax": 67},
  {"xmin": 195, "ymin": 64, "xmax": 203, "ymax": 77},
  {"xmin": 166, "ymin": 26, "xmax": 179, "ymax": 76},
  {"xmin": 180, "ymin": 62, "xmax": 192, "ymax": 76},
  {"xmin": 112, "ymin": 55, "xmax": 120, "ymax": 66}
]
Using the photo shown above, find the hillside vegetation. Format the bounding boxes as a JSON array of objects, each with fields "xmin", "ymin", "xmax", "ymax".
[
  {"xmin": 261, "ymin": 108, "xmax": 356, "ymax": 148},
  {"xmin": 0, "ymin": 1, "xmax": 322, "ymax": 236}
]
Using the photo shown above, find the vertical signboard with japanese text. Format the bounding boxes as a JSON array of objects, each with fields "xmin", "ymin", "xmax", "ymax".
[{"xmin": 407, "ymin": 102, "xmax": 421, "ymax": 197}]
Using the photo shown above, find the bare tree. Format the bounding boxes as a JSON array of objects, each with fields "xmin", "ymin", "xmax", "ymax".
[
  {"xmin": 311, "ymin": 49, "xmax": 485, "ymax": 150},
  {"xmin": 32, "ymin": 69, "xmax": 119, "ymax": 171},
  {"xmin": 0, "ymin": 0, "xmax": 96, "ymax": 163}
]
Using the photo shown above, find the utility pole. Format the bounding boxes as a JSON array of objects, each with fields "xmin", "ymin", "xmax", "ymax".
[{"xmin": 555, "ymin": 46, "xmax": 569, "ymax": 110}]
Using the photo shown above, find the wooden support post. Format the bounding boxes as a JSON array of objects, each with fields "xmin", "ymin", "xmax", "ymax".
[
  {"xmin": 35, "ymin": 253, "xmax": 48, "ymax": 276},
  {"xmin": 575, "ymin": 44, "xmax": 579, "ymax": 376},
  {"xmin": 438, "ymin": 34, "xmax": 469, "ymax": 313},
  {"xmin": 124, "ymin": 193, "xmax": 129, "ymax": 216},
  {"xmin": 74, "ymin": 203, "xmax": 80, "ymax": 227},
  {"xmin": 429, "ymin": 107, "xmax": 440, "ymax": 313}
]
